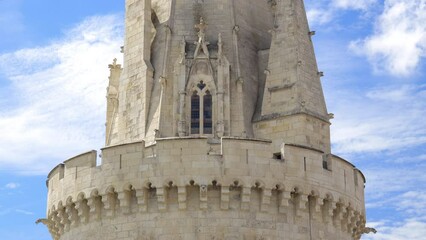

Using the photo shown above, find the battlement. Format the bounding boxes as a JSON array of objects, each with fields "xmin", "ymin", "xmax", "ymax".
[{"xmin": 45, "ymin": 137, "xmax": 366, "ymax": 239}]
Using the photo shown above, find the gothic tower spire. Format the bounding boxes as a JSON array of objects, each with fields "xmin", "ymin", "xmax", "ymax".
[
  {"xmin": 255, "ymin": 0, "xmax": 332, "ymax": 153},
  {"xmin": 261, "ymin": 0, "xmax": 328, "ymax": 118},
  {"xmin": 43, "ymin": 1, "xmax": 368, "ymax": 239}
]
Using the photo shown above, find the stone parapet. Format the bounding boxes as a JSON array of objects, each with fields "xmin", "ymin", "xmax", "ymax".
[{"xmin": 45, "ymin": 137, "xmax": 366, "ymax": 240}]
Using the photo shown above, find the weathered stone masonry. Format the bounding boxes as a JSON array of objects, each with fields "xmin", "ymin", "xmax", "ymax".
[
  {"xmin": 41, "ymin": 0, "xmax": 370, "ymax": 239},
  {"xmin": 45, "ymin": 138, "xmax": 366, "ymax": 239}
]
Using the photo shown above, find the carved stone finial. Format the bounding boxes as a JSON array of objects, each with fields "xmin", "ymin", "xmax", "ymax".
[{"xmin": 108, "ymin": 58, "xmax": 121, "ymax": 69}]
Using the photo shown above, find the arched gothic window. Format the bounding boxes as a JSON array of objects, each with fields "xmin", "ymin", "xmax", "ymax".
[{"xmin": 190, "ymin": 81, "xmax": 213, "ymax": 135}]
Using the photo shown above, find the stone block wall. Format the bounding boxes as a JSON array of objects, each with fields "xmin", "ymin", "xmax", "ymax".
[
  {"xmin": 45, "ymin": 138, "xmax": 366, "ymax": 240},
  {"xmin": 254, "ymin": 113, "xmax": 331, "ymax": 153}
]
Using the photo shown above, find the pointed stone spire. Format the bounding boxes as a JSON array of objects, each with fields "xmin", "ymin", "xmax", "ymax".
[
  {"xmin": 261, "ymin": 0, "xmax": 328, "ymax": 120},
  {"xmin": 256, "ymin": 0, "xmax": 331, "ymax": 152},
  {"xmin": 106, "ymin": 58, "xmax": 122, "ymax": 145}
]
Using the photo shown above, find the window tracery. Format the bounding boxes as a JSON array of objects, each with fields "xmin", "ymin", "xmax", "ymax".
[{"xmin": 190, "ymin": 81, "xmax": 213, "ymax": 135}]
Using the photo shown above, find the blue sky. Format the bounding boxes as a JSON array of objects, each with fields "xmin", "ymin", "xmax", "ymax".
[{"xmin": 0, "ymin": 0, "xmax": 425, "ymax": 239}]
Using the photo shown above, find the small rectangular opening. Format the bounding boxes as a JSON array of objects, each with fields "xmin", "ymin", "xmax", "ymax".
[
  {"xmin": 322, "ymin": 154, "xmax": 332, "ymax": 171},
  {"xmin": 304, "ymin": 157, "xmax": 307, "ymax": 171},
  {"xmin": 322, "ymin": 160, "xmax": 328, "ymax": 170},
  {"xmin": 273, "ymin": 152, "xmax": 282, "ymax": 160}
]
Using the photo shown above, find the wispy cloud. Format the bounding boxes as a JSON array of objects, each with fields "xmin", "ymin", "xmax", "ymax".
[
  {"xmin": 350, "ymin": 0, "xmax": 426, "ymax": 76},
  {"xmin": 363, "ymin": 167, "xmax": 426, "ymax": 239},
  {"xmin": 4, "ymin": 183, "xmax": 20, "ymax": 189},
  {"xmin": 306, "ymin": 0, "xmax": 425, "ymax": 77},
  {"xmin": 0, "ymin": 208, "xmax": 34, "ymax": 216},
  {"xmin": 365, "ymin": 167, "xmax": 426, "ymax": 201},
  {"xmin": 0, "ymin": 15, "xmax": 123, "ymax": 175},
  {"xmin": 330, "ymin": 84, "xmax": 426, "ymax": 155},
  {"xmin": 304, "ymin": 5, "xmax": 426, "ymax": 236},
  {"xmin": 393, "ymin": 154, "xmax": 426, "ymax": 164},
  {"xmin": 15, "ymin": 209, "xmax": 34, "ymax": 216},
  {"xmin": 363, "ymin": 220, "xmax": 426, "ymax": 240},
  {"xmin": 333, "ymin": 0, "xmax": 377, "ymax": 10},
  {"xmin": 365, "ymin": 85, "xmax": 421, "ymax": 102},
  {"xmin": 306, "ymin": 7, "xmax": 334, "ymax": 26},
  {"xmin": 306, "ymin": 0, "xmax": 378, "ymax": 26}
]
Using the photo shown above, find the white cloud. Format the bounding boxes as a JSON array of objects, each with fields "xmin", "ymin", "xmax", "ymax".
[
  {"xmin": 350, "ymin": 0, "xmax": 426, "ymax": 76},
  {"xmin": 398, "ymin": 191, "xmax": 426, "ymax": 216},
  {"xmin": 362, "ymin": 220, "xmax": 426, "ymax": 240},
  {"xmin": 393, "ymin": 154, "xmax": 426, "ymax": 164},
  {"xmin": 4, "ymin": 183, "xmax": 20, "ymax": 189},
  {"xmin": 307, "ymin": 8, "xmax": 334, "ymax": 26},
  {"xmin": 365, "ymin": 167, "xmax": 426, "ymax": 199},
  {"xmin": 365, "ymin": 84, "xmax": 423, "ymax": 102},
  {"xmin": 306, "ymin": 0, "xmax": 425, "ymax": 77},
  {"xmin": 330, "ymin": 84, "xmax": 426, "ymax": 155},
  {"xmin": 362, "ymin": 169, "xmax": 426, "ymax": 239},
  {"xmin": 365, "ymin": 170, "xmax": 426, "ymax": 210},
  {"xmin": 333, "ymin": 0, "xmax": 377, "ymax": 10},
  {"xmin": 0, "ymin": 15, "xmax": 123, "ymax": 175},
  {"xmin": 305, "ymin": 0, "xmax": 377, "ymax": 26}
]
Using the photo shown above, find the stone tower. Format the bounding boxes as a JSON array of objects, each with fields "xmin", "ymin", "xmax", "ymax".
[{"xmin": 41, "ymin": 0, "xmax": 368, "ymax": 239}]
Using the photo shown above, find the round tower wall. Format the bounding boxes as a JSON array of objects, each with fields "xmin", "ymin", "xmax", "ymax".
[{"xmin": 46, "ymin": 138, "xmax": 366, "ymax": 239}]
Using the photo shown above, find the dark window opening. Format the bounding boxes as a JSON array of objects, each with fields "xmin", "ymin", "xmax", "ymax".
[
  {"xmin": 197, "ymin": 81, "xmax": 206, "ymax": 90},
  {"xmin": 322, "ymin": 154, "xmax": 331, "ymax": 170},
  {"xmin": 191, "ymin": 92, "xmax": 200, "ymax": 134},
  {"xmin": 322, "ymin": 160, "xmax": 328, "ymax": 170},
  {"xmin": 273, "ymin": 152, "xmax": 282, "ymax": 160},
  {"xmin": 203, "ymin": 91, "xmax": 212, "ymax": 134}
]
